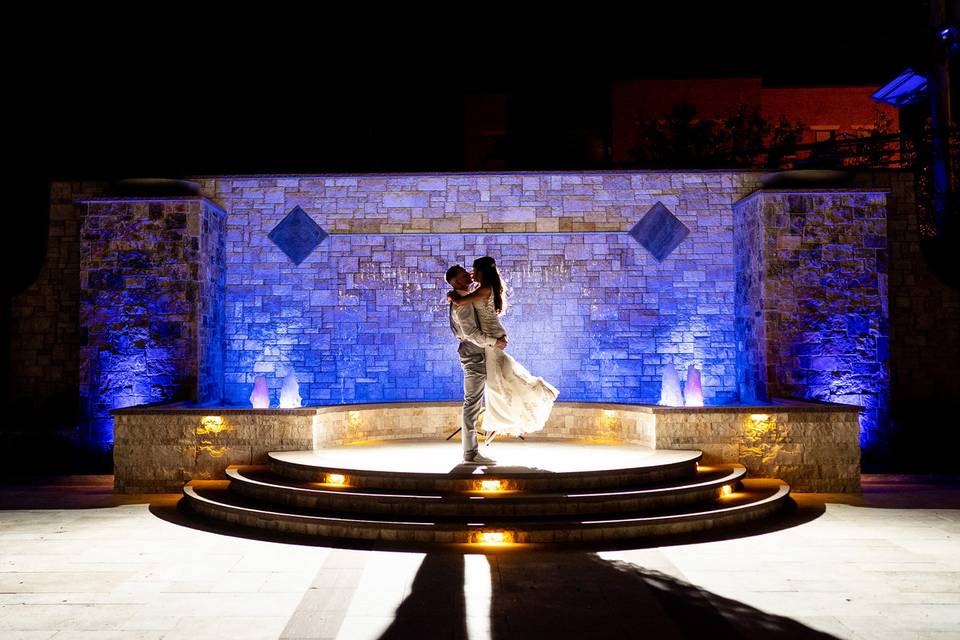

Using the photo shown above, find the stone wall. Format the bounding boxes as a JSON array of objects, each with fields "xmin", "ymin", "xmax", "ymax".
[
  {"xmin": 733, "ymin": 190, "xmax": 889, "ymax": 448},
  {"xmin": 645, "ymin": 405, "xmax": 861, "ymax": 492},
  {"xmin": 198, "ymin": 203, "xmax": 227, "ymax": 403},
  {"xmin": 733, "ymin": 193, "xmax": 766, "ymax": 402},
  {"xmin": 202, "ymin": 172, "xmax": 761, "ymax": 406},
  {"xmin": 113, "ymin": 408, "xmax": 316, "ymax": 493},
  {"xmin": 9, "ymin": 182, "xmax": 104, "ymax": 439},
  {"xmin": 112, "ymin": 401, "xmax": 859, "ymax": 492},
  {"xmin": 852, "ymin": 171, "xmax": 960, "ymax": 459},
  {"xmin": 12, "ymin": 169, "xmax": 946, "ymax": 462},
  {"xmin": 79, "ymin": 198, "xmax": 225, "ymax": 449}
]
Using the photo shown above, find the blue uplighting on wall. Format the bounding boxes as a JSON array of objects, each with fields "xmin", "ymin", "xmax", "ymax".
[
  {"xmin": 81, "ymin": 188, "xmax": 890, "ymax": 458},
  {"xmin": 86, "ymin": 304, "xmax": 185, "ymax": 452},
  {"xmin": 221, "ymin": 231, "xmax": 739, "ymax": 408},
  {"xmin": 79, "ymin": 199, "xmax": 227, "ymax": 453},
  {"xmin": 732, "ymin": 190, "xmax": 890, "ymax": 452}
]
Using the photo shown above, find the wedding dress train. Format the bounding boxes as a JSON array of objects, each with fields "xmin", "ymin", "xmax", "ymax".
[{"xmin": 475, "ymin": 294, "xmax": 559, "ymax": 437}]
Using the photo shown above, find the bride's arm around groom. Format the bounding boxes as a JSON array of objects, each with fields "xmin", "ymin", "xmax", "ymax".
[{"xmin": 451, "ymin": 290, "xmax": 507, "ymax": 351}]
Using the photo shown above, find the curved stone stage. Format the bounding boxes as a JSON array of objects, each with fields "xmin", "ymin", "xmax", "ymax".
[{"xmin": 182, "ymin": 440, "xmax": 791, "ymax": 545}]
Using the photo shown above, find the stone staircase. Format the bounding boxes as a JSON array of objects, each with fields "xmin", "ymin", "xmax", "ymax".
[{"xmin": 182, "ymin": 446, "xmax": 791, "ymax": 545}]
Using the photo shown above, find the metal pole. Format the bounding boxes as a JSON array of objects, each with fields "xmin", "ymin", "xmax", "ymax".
[{"xmin": 928, "ymin": 0, "xmax": 953, "ymax": 229}]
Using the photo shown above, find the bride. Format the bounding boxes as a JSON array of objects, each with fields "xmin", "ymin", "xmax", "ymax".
[{"xmin": 447, "ymin": 256, "xmax": 559, "ymax": 443}]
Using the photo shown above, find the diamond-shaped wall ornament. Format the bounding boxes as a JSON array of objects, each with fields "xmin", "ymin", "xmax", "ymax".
[
  {"xmin": 268, "ymin": 206, "xmax": 328, "ymax": 265},
  {"xmin": 629, "ymin": 202, "xmax": 690, "ymax": 261}
]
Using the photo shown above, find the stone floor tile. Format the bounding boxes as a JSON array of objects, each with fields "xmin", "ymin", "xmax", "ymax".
[
  {"xmin": 4, "ymin": 632, "xmax": 58, "ymax": 640},
  {"xmin": 209, "ymin": 571, "xmax": 270, "ymax": 592},
  {"xmin": 162, "ymin": 615, "xmax": 290, "ymax": 640},
  {"xmin": 40, "ymin": 603, "xmax": 180, "ymax": 632},
  {"xmin": 260, "ymin": 571, "xmax": 319, "ymax": 593},
  {"xmin": 0, "ymin": 572, "xmax": 133, "ymax": 593},
  {"xmin": 1, "ymin": 480, "xmax": 959, "ymax": 638},
  {"xmin": 49, "ymin": 632, "xmax": 166, "ymax": 640},
  {"xmin": 332, "ymin": 615, "xmax": 412, "ymax": 640}
]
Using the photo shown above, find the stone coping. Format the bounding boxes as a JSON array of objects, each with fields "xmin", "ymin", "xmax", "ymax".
[
  {"xmin": 110, "ymin": 397, "xmax": 862, "ymax": 416},
  {"xmin": 189, "ymin": 169, "xmax": 767, "ymax": 179},
  {"xmin": 733, "ymin": 188, "xmax": 890, "ymax": 208},
  {"xmin": 76, "ymin": 196, "xmax": 227, "ymax": 216},
  {"xmin": 184, "ymin": 168, "xmax": 912, "ymax": 179}
]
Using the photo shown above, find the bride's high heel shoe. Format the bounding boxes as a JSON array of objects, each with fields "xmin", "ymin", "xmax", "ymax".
[{"xmin": 484, "ymin": 430, "xmax": 498, "ymax": 446}]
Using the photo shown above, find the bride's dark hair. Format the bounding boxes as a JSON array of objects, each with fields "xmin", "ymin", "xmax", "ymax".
[{"xmin": 473, "ymin": 256, "xmax": 507, "ymax": 314}]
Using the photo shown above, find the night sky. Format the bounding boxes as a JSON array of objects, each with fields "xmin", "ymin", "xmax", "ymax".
[
  {"xmin": 15, "ymin": 2, "xmax": 937, "ymax": 180},
  {"xmin": 6, "ymin": 1, "xmax": 946, "ymax": 283}
]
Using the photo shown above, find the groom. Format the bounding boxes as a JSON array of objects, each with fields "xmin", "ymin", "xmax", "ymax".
[{"xmin": 445, "ymin": 263, "xmax": 507, "ymax": 465}]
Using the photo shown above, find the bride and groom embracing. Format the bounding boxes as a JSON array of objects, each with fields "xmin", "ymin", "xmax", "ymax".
[{"xmin": 445, "ymin": 256, "xmax": 559, "ymax": 465}]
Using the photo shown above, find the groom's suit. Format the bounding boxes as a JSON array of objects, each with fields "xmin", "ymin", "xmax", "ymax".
[{"xmin": 449, "ymin": 290, "xmax": 499, "ymax": 458}]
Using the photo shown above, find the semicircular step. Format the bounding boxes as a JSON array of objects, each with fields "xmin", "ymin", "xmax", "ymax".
[
  {"xmin": 225, "ymin": 464, "xmax": 747, "ymax": 518},
  {"xmin": 182, "ymin": 478, "xmax": 790, "ymax": 545},
  {"xmin": 267, "ymin": 449, "xmax": 703, "ymax": 492}
]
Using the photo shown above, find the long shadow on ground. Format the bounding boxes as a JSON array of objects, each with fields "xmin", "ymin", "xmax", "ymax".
[{"xmin": 378, "ymin": 552, "xmax": 839, "ymax": 639}]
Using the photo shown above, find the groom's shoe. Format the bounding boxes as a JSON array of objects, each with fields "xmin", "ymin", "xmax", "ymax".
[{"xmin": 463, "ymin": 452, "xmax": 496, "ymax": 465}]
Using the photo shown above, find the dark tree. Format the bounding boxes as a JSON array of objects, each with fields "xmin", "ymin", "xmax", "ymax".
[{"xmin": 630, "ymin": 103, "xmax": 804, "ymax": 169}]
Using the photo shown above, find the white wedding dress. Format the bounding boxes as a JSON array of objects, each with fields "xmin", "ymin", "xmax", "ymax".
[{"xmin": 475, "ymin": 293, "xmax": 559, "ymax": 436}]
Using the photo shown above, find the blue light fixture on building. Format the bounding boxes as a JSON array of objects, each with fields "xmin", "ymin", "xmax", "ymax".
[{"xmin": 870, "ymin": 68, "xmax": 928, "ymax": 108}]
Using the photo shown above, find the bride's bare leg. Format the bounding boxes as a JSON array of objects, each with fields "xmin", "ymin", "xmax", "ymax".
[{"xmin": 484, "ymin": 430, "xmax": 498, "ymax": 446}]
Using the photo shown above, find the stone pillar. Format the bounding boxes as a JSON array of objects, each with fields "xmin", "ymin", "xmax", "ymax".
[
  {"xmin": 734, "ymin": 190, "xmax": 889, "ymax": 448},
  {"xmin": 79, "ymin": 198, "xmax": 225, "ymax": 451}
]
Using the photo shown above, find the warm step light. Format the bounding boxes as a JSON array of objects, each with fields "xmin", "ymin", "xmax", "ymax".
[
  {"xmin": 476, "ymin": 531, "xmax": 512, "ymax": 546},
  {"xmin": 479, "ymin": 480, "xmax": 503, "ymax": 492},
  {"xmin": 325, "ymin": 473, "xmax": 347, "ymax": 486},
  {"xmin": 720, "ymin": 485, "xmax": 733, "ymax": 497},
  {"xmin": 197, "ymin": 416, "xmax": 228, "ymax": 434}
]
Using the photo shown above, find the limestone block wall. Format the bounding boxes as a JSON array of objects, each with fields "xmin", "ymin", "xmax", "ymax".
[
  {"xmin": 199, "ymin": 172, "xmax": 761, "ymax": 407},
  {"xmin": 9, "ymin": 181, "xmax": 105, "ymax": 439},
  {"xmin": 645, "ymin": 405, "xmax": 861, "ymax": 492},
  {"xmin": 310, "ymin": 402, "xmax": 649, "ymax": 448},
  {"xmin": 198, "ymin": 203, "xmax": 227, "ymax": 403},
  {"xmin": 113, "ymin": 409, "xmax": 316, "ymax": 493},
  {"xmin": 733, "ymin": 190, "xmax": 889, "ymax": 448},
  {"xmin": 112, "ymin": 400, "xmax": 859, "ymax": 492},
  {"xmin": 12, "ymin": 169, "xmax": 934, "ymax": 461},
  {"xmin": 79, "ymin": 198, "xmax": 225, "ymax": 449},
  {"xmin": 733, "ymin": 193, "xmax": 767, "ymax": 402},
  {"xmin": 851, "ymin": 171, "xmax": 960, "ymax": 450}
]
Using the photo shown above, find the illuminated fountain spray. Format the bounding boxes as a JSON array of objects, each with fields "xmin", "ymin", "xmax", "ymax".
[
  {"xmin": 279, "ymin": 371, "xmax": 302, "ymax": 408},
  {"xmin": 659, "ymin": 364, "xmax": 684, "ymax": 407},
  {"xmin": 250, "ymin": 375, "xmax": 270, "ymax": 408},
  {"xmin": 684, "ymin": 364, "xmax": 704, "ymax": 407}
]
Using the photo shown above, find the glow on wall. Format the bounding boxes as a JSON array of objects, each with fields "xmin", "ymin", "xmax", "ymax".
[{"xmin": 222, "ymin": 232, "xmax": 739, "ymax": 408}]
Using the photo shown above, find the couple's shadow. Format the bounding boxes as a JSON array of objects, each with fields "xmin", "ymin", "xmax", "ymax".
[{"xmin": 377, "ymin": 551, "xmax": 839, "ymax": 639}]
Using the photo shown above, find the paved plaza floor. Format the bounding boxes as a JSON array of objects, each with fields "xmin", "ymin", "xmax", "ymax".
[{"xmin": 1, "ymin": 475, "xmax": 958, "ymax": 639}]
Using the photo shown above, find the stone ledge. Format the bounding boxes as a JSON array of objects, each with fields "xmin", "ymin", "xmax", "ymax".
[
  {"xmin": 733, "ymin": 188, "xmax": 891, "ymax": 208},
  {"xmin": 111, "ymin": 397, "xmax": 860, "ymax": 416},
  {"xmin": 112, "ymin": 400, "xmax": 861, "ymax": 493},
  {"xmin": 76, "ymin": 196, "xmax": 227, "ymax": 217}
]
